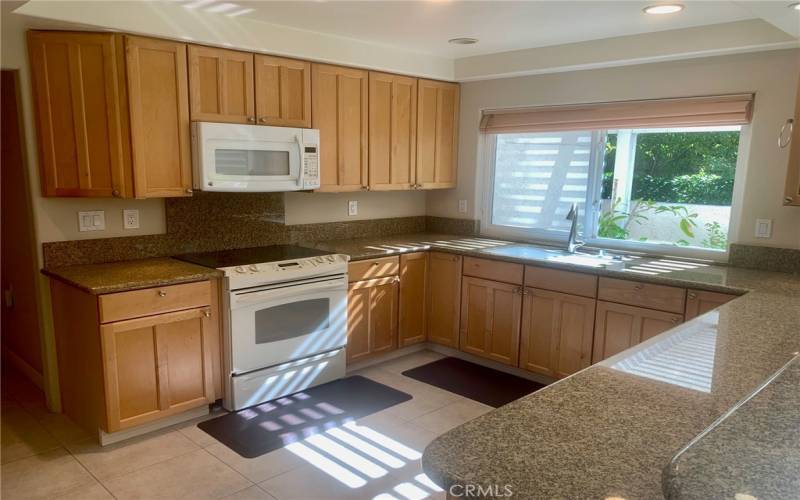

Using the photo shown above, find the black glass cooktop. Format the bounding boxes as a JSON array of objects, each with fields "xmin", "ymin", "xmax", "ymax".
[{"xmin": 174, "ymin": 245, "xmax": 331, "ymax": 269}]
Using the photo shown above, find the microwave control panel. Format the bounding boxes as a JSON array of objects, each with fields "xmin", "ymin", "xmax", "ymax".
[{"xmin": 302, "ymin": 145, "xmax": 320, "ymax": 189}]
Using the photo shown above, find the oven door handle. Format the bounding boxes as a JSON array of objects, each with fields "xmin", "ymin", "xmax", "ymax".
[{"xmin": 231, "ymin": 280, "xmax": 346, "ymax": 309}]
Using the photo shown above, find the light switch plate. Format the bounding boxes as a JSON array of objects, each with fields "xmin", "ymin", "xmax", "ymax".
[
  {"xmin": 755, "ymin": 218, "xmax": 772, "ymax": 238},
  {"xmin": 348, "ymin": 200, "xmax": 358, "ymax": 216},
  {"xmin": 123, "ymin": 209, "xmax": 140, "ymax": 229},
  {"xmin": 458, "ymin": 199, "xmax": 468, "ymax": 214},
  {"xmin": 78, "ymin": 211, "xmax": 105, "ymax": 232}
]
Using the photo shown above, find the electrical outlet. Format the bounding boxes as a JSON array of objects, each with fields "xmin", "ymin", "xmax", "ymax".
[
  {"xmin": 755, "ymin": 218, "xmax": 772, "ymax": 238},
  {"xmin": 458, "ymin": 199, "xmax": 468, "ymax": 214},
  {"xmin": 123, "ymin": 209, "xmax": 140, "ymax": 229},
  {"xmin": 348, "ymin": 200, "xmax": 358, "ymax": 216},
  {"xmin": 78, "ymin": 211, "xmax": 105, "ymax": 232}
]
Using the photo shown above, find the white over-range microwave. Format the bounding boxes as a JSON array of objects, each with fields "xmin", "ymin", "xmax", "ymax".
[{"xmin": 192, "ymin": 122, "xmax": 320, "ymax": 192}]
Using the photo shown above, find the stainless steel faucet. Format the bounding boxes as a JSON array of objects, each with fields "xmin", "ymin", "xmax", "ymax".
[{"xmin": 565, "ymin": 203, "xmax": 584, "ymax": 253}]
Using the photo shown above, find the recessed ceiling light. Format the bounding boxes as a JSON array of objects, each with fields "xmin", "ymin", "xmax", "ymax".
[
  {"xmin": 643, "ymin": 4, "xmax": 685, "ymax": 14},
  {"xmin": 448, "ymin": 37, "xmax": 478, "ymax": 45},
  {"xmin": 789, "ymin": 2, "xmax": 800, "ymax": 10}
]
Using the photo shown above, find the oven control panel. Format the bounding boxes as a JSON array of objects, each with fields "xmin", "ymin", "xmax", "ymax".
[{"xmin": 224, "ymin": 254, "xmax": 349, "ymax": 288}]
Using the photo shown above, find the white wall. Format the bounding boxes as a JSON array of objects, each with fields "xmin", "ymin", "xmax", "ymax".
[
  {"xmin": 428, "ymin": 49, "xmax": 800, "ymax": 250},
  {"xmin": 284, "ymin": 191, "xmax": 426, "ymax": 225}
]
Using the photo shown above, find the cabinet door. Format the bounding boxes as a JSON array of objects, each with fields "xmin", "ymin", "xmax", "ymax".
[
  {"xmin": 460, "ymin": 277, "xmax": 522, "ymax": 366},
  {"xmin": 28, "ymin": 31, "xmax": 132, "ymax": 198},
  {"xmin": 100, "ymin": 307, "xmax": 213, "ymax": 432},
  {"xmin": 427, "ymin": 252, "xmax": 462, "ymax": 347},
  {"xmin": 188, "ymin": 45, "xmax": 254, "ymax": 124},
  {"xmin": 399, "ymin": 252, "xmax": 427, "ymax": 346},
  {"xmin": 255, "ymin": 55, "xmax": 311, "ymax": 128},
  {"xmin": 346, "ymin": 276, "xmax": 398, "ymax": 364},
  {"xmin": 369, "ymin": 72, "xmax": 417, "ymax": 190},
  {"xmin": 312, "ymin": 64, "xmax": 368, "ymax": 192},
  {"xmin": 416, "ymin": 79, "xmax": 459, "ymax": 190},
  {"xmin": 592, "ymin": 301, "xmax": 682, "ymax": 363},
  {"xmin": 125, "ymin": 36, "xmax": 192, "ymax": 198},
  {"xmin": 783, "ymin": 74, "xmax": 800, "ymax": 206},
  {"xmin": 519, "ymin": 288, "xmax": 595, "ymax": 379},
  {"xmin": 684, "ymin": 289, "xmax": 737, "ymax": 320}
]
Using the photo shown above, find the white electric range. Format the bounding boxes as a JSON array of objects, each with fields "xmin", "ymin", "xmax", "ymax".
[{"xmin": 176, "ymin": 245, "xmax": 349, "ymax": 411}]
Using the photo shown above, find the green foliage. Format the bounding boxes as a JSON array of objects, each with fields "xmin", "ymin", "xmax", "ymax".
[
  {"xmin": 633, "ymin": 172, "xmax": 734, "ymax": 205},
  {"xmin": 701, "ymin": 221, "xmax": 728, "ymax": 250}
]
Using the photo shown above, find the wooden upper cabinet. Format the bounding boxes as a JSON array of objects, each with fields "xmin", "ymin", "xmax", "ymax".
[
  {"xmin": 427, "ymin": 252, "xmax": 462, "ymax": 348},
  {"xmin": 369, "ymin": 72, "xmax": 417, "ymax": 191},
  {"xmin": 312, "ymin": 63, "xmax": 369, "ymax": 192},
  {"xmin": 188, "ymin": 45, "xmax": 255, "ymax": 124},
  {"xmin": 783, "ymin": 74, "xmax": 800, "ymax": 206},
  {"xmin": 28, "ymin": 31, "xmax": 132, "ymax": 198},
  {"xmin": 399, "ymin": 252, "xmax": 428, "ymax": 346},
  {"xmin": 684, "ymin": 289, "xmax": 737, "ymax": 320},
  {"xmin": 460, "ymin": 276, "xmax": 522, "ymax": 366},
  {"xmin": 416, "ymin": 79, "xmax": 459, "ymax": 190},
  {"xmin": 254, "ymin": 55, "xmax": 311, "ymax": 127},
  {"xmin": 519, "ymin": 288, "xmax": 595, "ymax": 379},
  {"xmin": 125, "ymin": 36, "xmax": 192, "ymax": 198},
  {"xmin": 592, "ymin": 301, "xmax": 682, "ymax": 363}
]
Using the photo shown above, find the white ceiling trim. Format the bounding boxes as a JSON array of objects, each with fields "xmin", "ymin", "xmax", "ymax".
[{"xmin": 454, "ymin": 19, "xmax": 798, "ymax": 82}]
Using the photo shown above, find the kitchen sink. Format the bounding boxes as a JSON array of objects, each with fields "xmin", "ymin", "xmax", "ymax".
[{"xmin": 481, "ymin": 244, "xmax": 628, "ymax": 268}]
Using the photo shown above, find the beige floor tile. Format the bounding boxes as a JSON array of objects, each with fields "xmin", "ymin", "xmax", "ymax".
[
  {"xmin": 0, "ymin": 447, "xmax": 95, "ymax": 500},
  {"xmin": 205, "ymin": 442, "xmax": 306, "ymax": 483},
  {"xmin": 38, "ymin": 413, "xmax": 93, "ymax": 447},
  {"xmin": 222, "ymin": 485, "xmax": 276, "ymax": 500},
  {"xmin": 69, "ymin": 429, "xmax": 199, "ymax": 480},
  {"xmin": 413, "ymin": 399, "xmax": 493, "ymax": 435},
  {"xmin": 381, "ymin": 389, "xmax": 462, "ymax": 421},
  {"xmin": 54, "ymin": 481, "xmax": 114, "ymax": 500},
  {"xmin": 375, "ymin": 472, "xmax": 447, "ymax": 500},
  {"xmin": 103, "ymin": 448, "xmax": 252, "ymax": 500},
  {"xmin": 373, "ymin": 351, "xmax": 444, "ymax": 375},
  {"xmin": 1, "ymin": 403, "xmax": 61, "ymax": 464},
  {"xmin": 259, "ymin": 461, "xmax": 401, "ymax": 500}
]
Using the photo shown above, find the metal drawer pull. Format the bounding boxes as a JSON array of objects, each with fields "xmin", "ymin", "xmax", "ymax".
[
  {"xmin": 158, "ymin": 290, "xmax": 167, "ymax": 297},
  {"xmin": 204, "ymin": 309, "xmax": 211, "ymax": 317},
  {"xmin": 779, "ymin": 118, "xmax": 794, "ymax": 148},
  {"xmin": 634, "ymin": 283, "xmax": 644, "ymax": 291},
  {"xmin": 688, "ymin": 292, "xmax": 697, "ymax": 299}
]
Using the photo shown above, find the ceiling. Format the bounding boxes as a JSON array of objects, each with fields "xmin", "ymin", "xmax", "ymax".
[{"xmin": 218, "ymin": 0, "xmax": 774, "ymax": 58}]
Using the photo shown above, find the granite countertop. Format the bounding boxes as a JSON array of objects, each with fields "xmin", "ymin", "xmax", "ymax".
[
  {"xmin": 42, "ymin": 258, "xmax": 223, "ymax": 294},
  {"xmin": 663, "ymin": 354, "xmax": 800, "ymax": 500}
]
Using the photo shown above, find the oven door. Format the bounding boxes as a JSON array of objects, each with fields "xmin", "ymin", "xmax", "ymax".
[{"xmin": 228, "ymin": 275, "xmax": 348, "ymax": 374}]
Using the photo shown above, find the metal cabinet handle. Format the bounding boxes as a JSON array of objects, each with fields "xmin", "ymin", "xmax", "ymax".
[
  {"xmin": 258, "ymin": 117, "xmax": 268, "ymax": 124},
  {"xmin": 112, "ymin": 189, "xmax": 121, "ymax": 197},
  {"xmin": 688, "ymin": 292, "xmax": 697, "ymax": 300},
  {"xmin": 203, "ymin": 309, "xmax": 211, "ymax": 318},
  {"xmin": 184, "ymin": 188, "xmax": 193, "ymax": 194},
  {"xmin": 634, "ymin": 283, "xmax": 644, "ymax": 291},
  {"xmin": 779, "ymin": 118, "xmax": 794, "ymax": 148},
  {"xmin": 671, "ymin": 317, "xmax": 681, "ymax": 324},
  {"xmin": 158, "ymin": 290, "xmax": 167, "ymax": 297},
  {"xmin": 247, "ymin": 116, "xmax": 256, "ymax": 123}
]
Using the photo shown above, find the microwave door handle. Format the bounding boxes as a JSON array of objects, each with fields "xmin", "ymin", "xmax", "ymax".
[{"xmin": 296, "ymin": 134, "xmax": 305, "ymax": 188}]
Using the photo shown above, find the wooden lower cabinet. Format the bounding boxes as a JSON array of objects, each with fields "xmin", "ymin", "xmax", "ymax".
[
  {"xmin": 459, "ymin": 277, "xmax": 522, "ymax": 366},
  {"xmin": 399, "ymin": 253, "xmax": 428, "ymax": 346},
  {"xmin": 101, "ymin": 307, "xmax": 214, "ymax": 432},
  {"xmin": 592, "ymin": 301, "xmax": 683, "ymax": 363},
  {"xmin": 427, "ymin": 252, "xmax": 462, "ymax": 348},
  {"xmin": 49, "ymin": 278, "xmax": 219, "ymax": 438},
  {"xmin": 346, "ymin": 276, "xmax": 399, "ymax": 363},
  {"xmin": 519, "ymin": 288, "xmax": 595, "ymax": 379},
  {"xmin": 685, "ymin": 289, "xmax": 737, "ymax": 319}
]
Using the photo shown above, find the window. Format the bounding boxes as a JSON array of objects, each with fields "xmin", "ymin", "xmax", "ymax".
[{"xmin": 483, "ymin": 125, "xmax": 743, "ymax": 256}]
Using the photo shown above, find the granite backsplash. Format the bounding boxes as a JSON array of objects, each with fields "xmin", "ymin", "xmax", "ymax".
[
  {"xmin": 42, "ymin": 192, "xmax": 478, "ymax": 268},
  {"xmin": 729, "ymin": 244, "xmax": 800, "ymax": 274}
]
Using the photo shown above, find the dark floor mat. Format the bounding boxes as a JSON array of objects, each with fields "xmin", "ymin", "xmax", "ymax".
[
  {"xmin": 402, "ymin": 357, "xmax": 546, "ymax": 408},
  {"xmin": 198, "ymin": 375, "xmax": 411, "ymax": 458}
]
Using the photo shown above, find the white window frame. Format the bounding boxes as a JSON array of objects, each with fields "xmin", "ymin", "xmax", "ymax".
[{"xmin": 480, "ymin": 126, "xmax": 748, "ymax": 262}]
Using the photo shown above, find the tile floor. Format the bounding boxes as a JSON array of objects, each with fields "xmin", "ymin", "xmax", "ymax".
[{"xmin": 1, "ymin": 350, "xmax": 494, "ymax": 499}]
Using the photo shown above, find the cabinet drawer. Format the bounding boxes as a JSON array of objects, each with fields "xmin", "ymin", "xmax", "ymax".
[
  {"xmin": 99, "ymin": 281, "xmax": 212, "ymax": 323},
  {"xmin": 598, "ymin": 277, "xmax": 685, "ymax": 314},
  {"xmin": 463, "ymin": 257, "xmax": 523, "ymax": 285},
  {"xmin": 348, "ymin": 256, "xmax": 400, "ymax": 282},
  {"xmin": 524, "ymin": 266, "xmax": 597, "ymax": 298}
]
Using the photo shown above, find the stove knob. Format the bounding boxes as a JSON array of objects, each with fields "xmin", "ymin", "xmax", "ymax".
[
  {"xmin": 234, "ymin": 266, "xmax": 246, "ymax": 274},
  {"xmin": 315, "ymin": 257, "xmax": 324, "ymax": 263},
  {"xmin": 326, "ymin": 255, "xmax": 335, "ymax": 262},
  {"xmin": 248, "ymin": 264, "xmax": 259, "ymax": 272}
]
